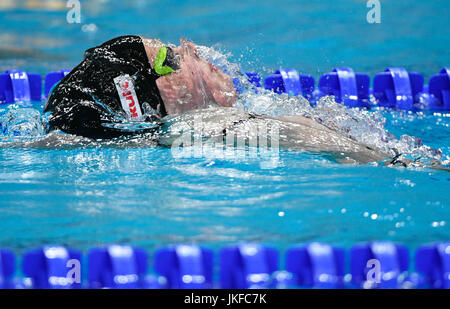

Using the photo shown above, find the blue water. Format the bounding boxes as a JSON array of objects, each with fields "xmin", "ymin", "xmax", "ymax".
[{"xmin": 0, "ymin": 0, "xmax": 449, "ymax": 262}]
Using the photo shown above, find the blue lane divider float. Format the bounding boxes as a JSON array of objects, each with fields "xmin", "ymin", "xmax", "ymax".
[
  {"xmin": 318, "ymin": 68, "xmax": 370, "ymax": 108},
  {"xmin": 1, "ymin": 241, "xmax": 450, "ymax": 289},
  {"xmin": 1, "ymin": 67, "xmax": 450, "ymax": 111},
  {"xmin": 233, "ymin": 72, "xmax": 262, "ymax": 94},
  {"xmin": 245, "ymin": 72, "xmax": 262, "ymax": 88},
  {"xmin": 428, "ymin": 68, "xmax": 450, "ymax": 111},
  {"xmin": 22, "ymin": 246, "xmax": 82, "ymax": 289},
  {"xmin": 416, "ymin": 242, "xmax": 450, "ymax": 289},
  {"xmin": 285, "ymin": 242, "xmax": 345, "ymax": 288},
  {"xmin": 264, "ymin": 69, "xmax": 315, "ymax": 100},
  {"xmin": 44, "ymin": 70, "xmax": 71, "ymax": 97},
  {"xmin": 0, "ymin": 70, "xmax": 42, "ymax": 103},
  {"xmin": 373, "ymin": 68, "xmax": 424, "ymax": 110},
  {"xmin": 350, "ymin": 241, "xmax": 409, "ymax": 289},
  {"xmin": 87, "ymin": 245, "xmax": 150, "ymax": 289},
  {"xmin": 0, "ymin": 249, "xmax": 15, "ymax": 289},
  {"xmin": 154, "ymin": 245, "xmax": 213, "ymax": 289},
  {"xmin": 220, "ymin": 244, "xmax": 278, "ymax": 289}
]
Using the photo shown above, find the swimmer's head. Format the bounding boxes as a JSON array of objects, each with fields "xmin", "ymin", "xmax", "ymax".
[{"xmin": 156, "ymin": 38, "xmax": 237, "ymax": 115}]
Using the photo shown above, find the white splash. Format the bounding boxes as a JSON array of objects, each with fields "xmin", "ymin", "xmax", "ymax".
[{"xmin": 195, "ymin": 44, "xmax": 447, "ymax": 165}]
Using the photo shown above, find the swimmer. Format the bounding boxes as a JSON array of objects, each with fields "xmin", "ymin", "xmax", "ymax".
[
  {"xmin": 45, "ymin": 35, "xmax": 236, "ymax": 138},
  {"xmin": 44, "ymin": 35, "xmax": 447, "ymax": 168}
]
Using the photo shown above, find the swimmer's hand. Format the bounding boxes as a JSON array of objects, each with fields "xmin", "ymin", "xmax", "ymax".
[{"xmin": 383, "ymin": 152, "xmax": 450, "ymax": 171}]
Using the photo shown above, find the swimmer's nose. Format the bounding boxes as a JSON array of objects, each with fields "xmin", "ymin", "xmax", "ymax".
[{"xmin": 179, "ymin": 38, "xmax": 200, "ymax": 59}]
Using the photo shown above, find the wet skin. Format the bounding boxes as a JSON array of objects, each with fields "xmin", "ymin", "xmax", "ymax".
[
  {"xmin": 22, "ymin": 36, "xmax": 440, "ymax": 168},
  {"xmin": 142, "ymin": 37, "xmax": 236, "ymax": 114},
  {"xmin": 141, "ymin": 37, "xmax": 395, "ymax": 164}
]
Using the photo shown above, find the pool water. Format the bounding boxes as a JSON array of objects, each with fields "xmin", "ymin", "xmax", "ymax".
[{"xmin": 0, "ymin": 0, "xmax": 449, "ymax": 265}]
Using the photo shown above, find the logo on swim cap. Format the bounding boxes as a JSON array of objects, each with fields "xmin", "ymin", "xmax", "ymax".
[{"xmin": 114, "ymin": 75, "xmax": 143, "ymax": 120}]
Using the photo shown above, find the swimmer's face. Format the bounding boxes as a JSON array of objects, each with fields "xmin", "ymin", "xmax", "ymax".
[{"xmin": 156, "ymin": 38, "xmax": 236, "ymax": 115}]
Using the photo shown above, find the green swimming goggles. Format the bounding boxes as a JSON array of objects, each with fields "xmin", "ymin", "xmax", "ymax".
[{"xmin": 154, "ymin": 46, "xmax": 180, "ymax": 76}]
